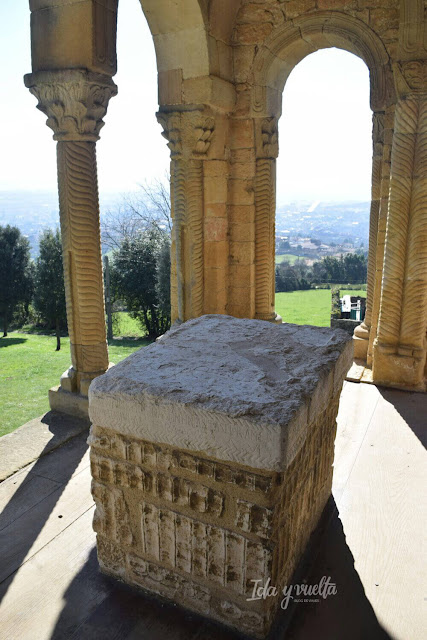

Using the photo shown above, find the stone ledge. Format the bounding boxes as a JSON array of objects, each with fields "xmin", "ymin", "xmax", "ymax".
[
  {"xmin": 0, "ymin": 410, "xmax": 90, "ymax": 482},
  {"xmin": 49, "ymin": 385, "xmax": 89, "ymax": 420},
  {"xmin": 89, "ymin": 315, "xmax": 352, "ymax": 472}
]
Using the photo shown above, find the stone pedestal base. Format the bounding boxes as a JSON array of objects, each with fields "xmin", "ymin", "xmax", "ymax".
[
  {"xmin": 48, "ymin": 385, "xmax": 89, "ymax": 420},
  {"xmin": 353, "ymin": 334, "xmax": 368, "ymax": 359},
  {"xmin": 372, "ymin": 344, "xmax": 426, "ymax": 391},
  {"xmin": 353, "ymin": 323, "xmax": 369, "ymax": 360},
  {"xmin": 90, "ymin": 398, "xmax": 339, "ymax": 637},
  {"xmin": 88, "ymin": 315, "xmax": 352, "ymax": 638}
]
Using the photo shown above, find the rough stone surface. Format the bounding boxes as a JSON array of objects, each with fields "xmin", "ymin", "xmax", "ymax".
[{"xmin": 89, "ymin": 315, "xmax": 352, "ymax": 471}]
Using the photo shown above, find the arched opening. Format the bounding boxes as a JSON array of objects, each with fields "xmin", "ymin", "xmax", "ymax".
[
  {"xmin": 250, "ymin": 13, "xmax": 394, "ymax": 346},
  {"xmin": 97, "ymin": 0, "xmax": 169, "ymax": 196},
  {"xmin": 275, "ymin": 48, "xmax": 372, "ymax": 327}
]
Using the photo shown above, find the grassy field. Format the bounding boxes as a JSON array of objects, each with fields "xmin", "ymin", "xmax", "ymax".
[
  {"xmin": 114, "ymin": 311, "xmax": 142, "ymax": 337},
  {"xmin": 275, "ymin": 253, "xmax": 301, "ymax": 265},
  {"xmin": 275, "ymin": 288, "xmax": 365, "ymax": 326},
  {"xmin": 0, "ymin": 333, "xmax": 149, "ymax": 437}
]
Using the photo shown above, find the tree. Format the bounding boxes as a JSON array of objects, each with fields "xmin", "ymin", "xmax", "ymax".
[
  {"xmin": 34, "ymin": 229, "xmax": 67, "ymax": 350},
  {"xmin": 102, "ymin": 178, "xmax": 172, "ymax": 250},
  {"xmin": 0, "ymin": 225, "xmax": 33, "ymax": 337},
  {"xmin": 156, "ymin": 238, "xmax": 171, "ymax": 322},
  {"xmin": 343, "ymin": 252, "xmax": 367, "ymax": 283},
  {"xmin": 110, "ymin": 224, "xmax": 171, "ymax": 339}
]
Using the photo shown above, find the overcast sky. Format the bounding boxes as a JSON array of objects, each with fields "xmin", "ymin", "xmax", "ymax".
[{"xmin": 0, "ymin": 0, "xmax": 372, "ymax": 204}]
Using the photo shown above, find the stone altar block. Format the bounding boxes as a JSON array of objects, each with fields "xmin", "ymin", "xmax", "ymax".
[{"xmin": 88, "ymin": 315, "xmax": 352, "ymax": 638}]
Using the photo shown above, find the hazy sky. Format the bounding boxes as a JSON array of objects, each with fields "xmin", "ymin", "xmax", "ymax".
[{"xmin": 0, "ymin": 0, "xmax": 372, "ymax": 203}]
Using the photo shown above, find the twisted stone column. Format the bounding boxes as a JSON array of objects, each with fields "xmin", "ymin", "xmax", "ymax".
[
  {"xmin": 157, "ymin": 109, "xmax": 214, "ymax": 323},
  {"xmin": 353, "ymin": 111, "xmax": 384, "ymax": 360},
  {"xmin": 367, "ymin": 105, "xmax": 394, "ymax": 366},
  {"xmin": 25, "ymin": 70, "xmax": 117, "ymax": 400},
  {"xmin": 254, "ymin": 118, "xmax": 281, "ymax": 323},
  {"xmin": 373, "ymin": 61, "xmax": 427, "ymax": 389},
  {"xmin": 399, "ymin": 95, "xmax": 427, "ymax": 356}
]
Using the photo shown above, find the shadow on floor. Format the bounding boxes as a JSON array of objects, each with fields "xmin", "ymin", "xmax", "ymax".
[
  {"xmin": 49, "ymin": 498, "xmax": 393, "ymax": 640},
  {"xmin": 378, "ymin": 386, "xmax": 427, "ymax": 449},
  {"xmin": 0, "ymin": 414, "xmax": 88, "ymax": 605},
  {"xmin": 283, "ymin": 500, "xmax": 394, "ymax": 640}
]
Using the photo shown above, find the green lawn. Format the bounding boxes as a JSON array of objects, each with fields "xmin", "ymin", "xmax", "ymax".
[
  {"xmin": 113, "ymin": 311, "xmax": 143, "ymax": 337},
  {"xmin": 275, "ymin": 288, "xmax": 366, "ymax": 326},
  {"xmin": 275, "ymin": 253, "xmax": 301, "ymax": 265},
  {"xmin": 0, "ymin": 332, "xmax": 149, "ymax": 437}
]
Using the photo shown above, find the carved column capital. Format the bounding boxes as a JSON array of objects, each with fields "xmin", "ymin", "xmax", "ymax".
[
  {"xmin": 156, "ymin": 109, "xmax": 215, "ymax": 159},
  {"xmin": 24, "ymin": 69, "xmax": 117, "ymax": 141},
  {"xmin": 255, "ymin": 117, "xmax": 279, "ymax": 159},
  {"xmin": 394, "ymin": 60, "xmax": 427, "ymax": 99}
]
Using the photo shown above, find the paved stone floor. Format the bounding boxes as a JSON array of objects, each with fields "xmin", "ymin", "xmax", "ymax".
[{"xmin": 0, "ymin": 382, "xmax": 425, "ymax": 640}]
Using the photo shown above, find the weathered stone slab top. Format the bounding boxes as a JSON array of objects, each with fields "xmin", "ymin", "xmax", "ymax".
[{"xmin": 89, "ymin": 315, "xmax": 352, "ymax": 471}]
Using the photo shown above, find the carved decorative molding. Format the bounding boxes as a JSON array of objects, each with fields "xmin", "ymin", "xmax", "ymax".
[
  {"xmin": 24, "ymin": 70, "xmax": 117, "ymax": 141},
  {"xmin": 156, "ymin": 112, "xmax": 182, "ymax": 157},
  {"xmin": 398, "ymin": 0, "xmax": 427, "ymax": 59},
  {"xmin": 372, "ymin": 111, "xmax": 385, "ymax": 145},
  {"xmin": 394, "ymin": 60, "xmax": 427, "ymax": 98},
  {"xmin": 251, "ymin": 13, "xmax": 394, "ymax": 114},
  {"xmin": 255, "ymin": 117, "xmax": 278, "ymax": 159},
  {"xmin": 156, "ymin": 110, "xmax": 215, "ymax": 159}
]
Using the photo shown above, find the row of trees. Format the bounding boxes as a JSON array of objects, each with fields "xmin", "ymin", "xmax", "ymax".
[
  {"xmin": 0, "ymin": 226, "xmax": 66, "ymax": 347},
  {"xmin": 275, "ymin": 252, "xmax": 367, "ymax": 292},
  {"xmin": 0, "ymin": 183, "xmax": 173, "ymax": 347},
  {"xmin": 1, "ymin": 181, "xmax": 367, "ymax": 344}
]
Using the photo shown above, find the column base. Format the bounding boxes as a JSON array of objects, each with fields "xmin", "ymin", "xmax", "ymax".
[
  {"xmin": 352, "ymin": 323, "xmax": 369, "ymax": 360},
  {"xmin": 49, "ymin": 385, "xmax": 89, "ymax": 420},
  {"xmin": 372, "ymin": 342, "xmax": 426, "ymax": 391},
  {"xmin": 255, "ymin": 312, "xmax": 282, "ymax": 324}
]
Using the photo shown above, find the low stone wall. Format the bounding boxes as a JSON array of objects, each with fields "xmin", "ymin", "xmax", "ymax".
[
  {"xmin": 88, "ymin": 315, "xmax": 352, "ymax": 638},
  {"xmin": 331, "ymin": 318, "xmax": 361, "ymax": 335}
]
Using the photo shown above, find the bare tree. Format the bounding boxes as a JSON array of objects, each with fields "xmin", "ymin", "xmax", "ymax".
[{"xmin": 102, "ymin": 176, "xmax": 171, "ymax": 250}]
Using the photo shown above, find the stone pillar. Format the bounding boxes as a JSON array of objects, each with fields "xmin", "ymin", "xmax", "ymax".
[
  {"xmin": 254, "ymin": 118, "xmax": 281, "ymax": 323},
  {"xmin": 353, "ymin": 111, "xmax": 384, "ymax": 360},
  {"xmin": 88, "ymin": 315, "xmax": 352, "ymax": 638},
  {"xmin": 156, "ymin": 109, "xmax": 217, "ymax": 323},
  {"xmin": 24, "ymin": 70, "xmax": 117, "ymax": 414},
  {"xmin": 367, "ymin": 105, "xmax": 395, "ymax": 367},
  {"xmin": 373, "ymin": 62, "xmax": 427, "ymax": 390}
]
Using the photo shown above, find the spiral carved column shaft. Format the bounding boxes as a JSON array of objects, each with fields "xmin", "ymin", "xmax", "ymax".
[
  {"xmin": 157, "ymin": 110, "xmax": 214, "ymax": 323},
  {"xmin": 367, "ymin": 106, "xmax": 394, "ymax": 366},
  {"xmin": 57, "ymin": 141, "xmax": 108, "ymax": 390},
  {"xmin": 353, "ymin": 111, "xmax": 384, "ymax": 360},
  {"xmin": 399, "ymin": 96, "xmax": 427, "ymax": 355},
  {"xmin": 186, "ymin": 160, "xmax": 204, "ymax": 319},
  {"xmin": 254, "ymin": 117, "xmax": 279, "ymax": 323},
  {"xmin": 372, "ymin": 66, "xmax": 427, "ymax": 388},
  {"xmin": 254, "ymin": 157, "xmax": 276, "ymax": 321},
  {"xmin": 170, "ymin": 157, "xmax": 205, "ymax": 323},
  {"xmin": 171, "ymin": 158, "xmax": 186, "ymax": 323},
  {"xmin": 376, "ymin": 95, "xmax": 418, "ymax": 349},
  {"xmin": 25, "ymin": 70, "xmax": 117, "ymax": 399}
]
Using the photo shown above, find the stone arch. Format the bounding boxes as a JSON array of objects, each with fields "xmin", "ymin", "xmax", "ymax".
[
  {"xmin": 250, "ymin": 12, "xmax": 395, "ymax": 118},
  {"xmin": 139, "ymin": 0, "xmax": 211, "ymax": 87},
  {"xmin": 245, "ymin": 12, "xmax": 395, "ymax": 326}
]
